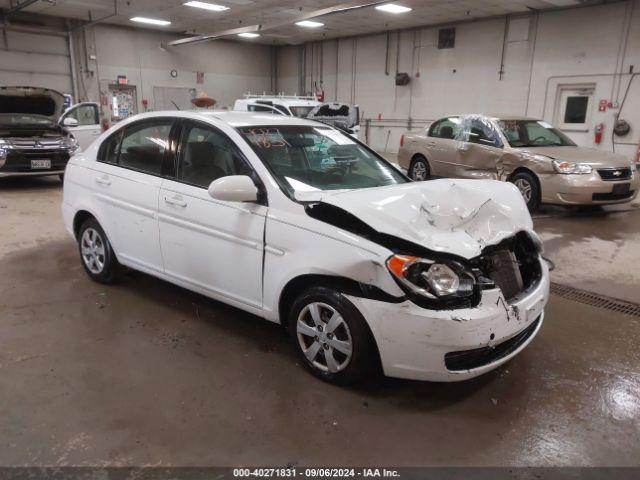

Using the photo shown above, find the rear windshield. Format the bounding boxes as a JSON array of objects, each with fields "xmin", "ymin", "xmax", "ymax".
[
  {"xmin": 237, "ymin": 125, "xmax": 407, "ymax": 195},
  {"xmin": 290, "ymin": 106, "xmax": 314, "ymax": 118},
  {"xmin": 498, "ymin": 119, "xmax": 576, "ymax": 147}
]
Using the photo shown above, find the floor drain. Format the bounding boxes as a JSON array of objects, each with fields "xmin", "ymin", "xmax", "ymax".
[{"xmin": 550, "ymin": 282, "xmax": 640, "ymax": 317}]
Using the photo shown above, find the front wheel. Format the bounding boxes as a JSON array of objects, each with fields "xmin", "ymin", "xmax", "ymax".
[
  {"xmin": 287, "ymin": 287, "xmax": 378, "ymax": 385},
  {"xmin": 510, "ymin": 171, "xmax": 540, "ymax": 211},
  {"xmin": 78, "ymin": 218, "xmax": 122, "ymax": 284}
]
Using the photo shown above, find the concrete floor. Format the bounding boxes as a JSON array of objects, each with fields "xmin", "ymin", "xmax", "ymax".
[{"xmin": 1, "ymin": 176, "xmax": 639, "ymax": 467}]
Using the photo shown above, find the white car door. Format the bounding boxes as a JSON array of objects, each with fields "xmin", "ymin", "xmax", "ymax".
[
  {"xmin": 60, "ymin": 102, "xmax": 101, "ymax": 150},
  {"xmin": 158, "ymin": 120, "xmax": 267, "ymax": 309},
  {"xmin": 90, "ymin": 118, "xmax": 174, "ymax": 275}
]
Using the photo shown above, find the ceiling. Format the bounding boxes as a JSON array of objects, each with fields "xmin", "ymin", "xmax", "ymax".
[{"xmin": 1, "ymin": 0, "xmax": 605, "ymax": 44}]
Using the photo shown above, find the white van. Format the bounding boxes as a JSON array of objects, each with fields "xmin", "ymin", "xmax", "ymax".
[{"xmin": 233, "ymin": 94, "xmax": 320, "ymax": 118}]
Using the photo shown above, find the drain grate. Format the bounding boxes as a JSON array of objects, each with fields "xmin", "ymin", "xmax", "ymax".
[{"xmin": 550, "ymin": 282, "xmax": 640, "ymax": 317}]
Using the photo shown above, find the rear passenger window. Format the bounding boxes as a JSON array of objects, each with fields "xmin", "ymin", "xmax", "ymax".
[
  {"xmin": 98, "ymin": 129, "xmax": 123, "ymax": 164},
  {"xmin": 428, "ymin": 118, "xmax": 460, "ymax": 139},
  {"xmin": 119, "ymin": 121, "xmax": 173, "ymax": 175},
  {"xmin": 178, "ymin": 123, "xmax": 252, "ymax": 188}
]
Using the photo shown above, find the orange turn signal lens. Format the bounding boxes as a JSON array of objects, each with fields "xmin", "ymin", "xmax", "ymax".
[{"xmin": 386, "ymin": 255, "xmax": 421, "ymax": 278}]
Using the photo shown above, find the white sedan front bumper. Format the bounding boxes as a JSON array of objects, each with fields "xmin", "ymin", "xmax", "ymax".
[{"xmin": 347, "ymin": 261, "xmax": 550, "ymax": 382}]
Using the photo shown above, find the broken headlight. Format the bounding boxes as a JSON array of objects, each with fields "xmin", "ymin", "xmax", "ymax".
[
  {"xmin": 552, "ymin": 160, "xmax": 592, "ymax": 174},
  {"xmin": 386, "ymin": 255, "xmax": 476, "ymax": 306},
  {"xmin": 62, "ymin": 135, "xmax": 80, "ymax": 154}
]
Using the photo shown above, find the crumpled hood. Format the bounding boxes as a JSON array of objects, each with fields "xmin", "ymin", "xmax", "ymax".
[
  {"xmin": 522, "ymin": 146, "xmax": 631, "ymax": 168},
  {"xmin": 298, "ymin": 179, "xmax": 533, "ymax": 259},
  {"xmin": 0, "ymin": 86, "xmax": 65, "ymax": 124}
]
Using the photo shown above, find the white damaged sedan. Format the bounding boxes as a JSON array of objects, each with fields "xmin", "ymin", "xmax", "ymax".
[{"xmin": 62, "ymin": 111, "xmax": 549, "ymax": 384}]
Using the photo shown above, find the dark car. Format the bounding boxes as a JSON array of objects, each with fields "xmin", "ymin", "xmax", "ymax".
[{"xmin": 0, "ymin": 86, "xmax": 79, "ymax": 180}]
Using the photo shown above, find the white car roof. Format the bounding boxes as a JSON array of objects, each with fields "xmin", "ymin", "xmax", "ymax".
[{"xmin": 119, "ymin": 110, "xmax": 328, "ymax": 128}]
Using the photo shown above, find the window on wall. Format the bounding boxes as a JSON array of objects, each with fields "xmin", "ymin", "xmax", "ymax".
[
  {"xmin": 438, "ymin": 28, "xmax": 456, "ymax": 49},
  {"xmin": 556, "ymin": 85, "xmax": 594, "ymax": 132},
  {"xmin": 563, "ymin": 96, "xmax": 589, "ymax": 124}
]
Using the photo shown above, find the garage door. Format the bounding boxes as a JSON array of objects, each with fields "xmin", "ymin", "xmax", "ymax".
[{"xmin": 0, "ymin": 29, "xmax": 72, "ymax": 95}]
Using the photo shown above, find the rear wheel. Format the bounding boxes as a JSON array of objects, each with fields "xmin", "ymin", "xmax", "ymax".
[
  {"xmin": 409, "ymin": 156, "xmax": 430, "ymax": 181},
  {"xmin": 510, "ymin": 171, "xmax": 540, "ymax": 211},
  {"xmin": 287, "ymin": 287, "xmax": 378, "ymax": 385},
  {"xmin": 78, "ymin": 218, "xmax": 122, "ymax": 284}
]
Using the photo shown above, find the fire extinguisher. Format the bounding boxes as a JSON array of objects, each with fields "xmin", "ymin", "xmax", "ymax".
[
  {"xmin": 314, "ymin": 81, "xmax": 325, "ymax": 102},
  {"xmin": 594, "ymin": 123, "xmax": 604, "ymax": 144}
]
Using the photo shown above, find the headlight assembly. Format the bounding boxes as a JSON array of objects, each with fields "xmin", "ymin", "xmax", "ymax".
[
  {"xmin": 386, "ymin": 254, "xmax": 477, "ymax": 308},
  {"xmin": 552, "ymin": 160, "xmax": 592, "ymax": 174},
  {"xmin": 63, "ymin": 135, "xmax": 79, "ymax": 154}
]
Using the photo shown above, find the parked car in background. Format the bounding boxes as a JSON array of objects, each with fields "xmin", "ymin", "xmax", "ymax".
[
  {"xmin": 398, "ymin": 114, "xmax": 639, "ymax": 210},
  {"xmin": 62, "ymin": 111, "xmax": 548, "ymax": 384},
  {"xmin": 233, "ymin": 94, "xmax": 320, "ymax": 118},
  {"xmin": 307, "ymin": 102, "xmax": 361, "ymax": 138},
  {"xmin": 0, "ymin": 86, "xmax": 80, "ymax": 180}
]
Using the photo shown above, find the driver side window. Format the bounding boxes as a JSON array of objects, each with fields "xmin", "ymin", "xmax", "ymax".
[
  {"xmin": 178, "ymin": 122, "xmax": 252, "ymax": 188},
  {"xmin": 466, "ymin": 119, "xmax": 502, "ymax": 148}
]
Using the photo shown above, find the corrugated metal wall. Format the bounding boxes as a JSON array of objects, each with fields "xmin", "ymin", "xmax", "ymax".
[{"xmin": 0, "ymin": 28, "xmax": 72, "ymax": 94}]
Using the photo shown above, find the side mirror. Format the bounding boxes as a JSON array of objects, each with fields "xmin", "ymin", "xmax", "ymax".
[
  {"xmin": 63, "ymin": 117, "xmax": 79, "ymax": 127},
  {"xmin": 208, "ymin": 175, "xmax": 258, "ymax": 203}
]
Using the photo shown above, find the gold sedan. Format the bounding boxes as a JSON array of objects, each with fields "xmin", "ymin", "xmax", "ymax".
[{"xmin": 398, "ymin": 114, "xmax": 639, "ymax": 210}]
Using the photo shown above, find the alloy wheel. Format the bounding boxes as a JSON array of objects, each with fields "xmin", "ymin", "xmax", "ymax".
[
  {"xmin": 514, "ymin": 178, "xmax": 533, "ymax": 203},
  {"xmin": 411, "ymin": 160, "xmax": 428, "ymax": 181},
  {"xmin": 296, "ymin": 302, "xmax": 353, "ymax": 373},
  {"xmin": 81, "ymin": 228, "xmax": 106, "ymax": 274}
]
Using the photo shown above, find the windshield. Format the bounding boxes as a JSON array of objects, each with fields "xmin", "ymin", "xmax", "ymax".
[
  {"xmin": 0, "ymin": 113, "xmax": 54, "ymax": 126},
  {"xmin": 290, "ymin": 106, "xmax": 314, "ymax": 118},
  {"xmin": 498, "ymin": 119, "xmax": 576, "ymax": 147},
  {"xmin": 237, "ymin": 125, "xmax": 408, "ymax": 195}
]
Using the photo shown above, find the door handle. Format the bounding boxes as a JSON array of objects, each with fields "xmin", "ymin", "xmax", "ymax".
[
  {"xmin": 164, "ymin": 195, "xmax": 187, "ymax": 208},
  {"xmin": 95, "ymin": 176, "xmax": 111, "ymax": 186},
  {"xmin": 92, "ymin": 131, "xmax": 101, "ymax": 136}
]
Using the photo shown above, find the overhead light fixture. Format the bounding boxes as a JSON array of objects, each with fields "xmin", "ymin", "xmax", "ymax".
[
  {"xmin": 184, "ymin": 1, "xmax": 229, "ymax": 12},
  {"xmin": 295, "ymin": 20, "xmax": 324, "ymax": 28},
  {"xmin": 238, "ymin": 32, "xmax": 260, "ymax": 38},
  {"xmin": 130, "ymin": 16, "xmax": 171, "ymax": 26},
  {"xmin": 375, "ymin": 3, "xmax": 412, "ymax": 14}
]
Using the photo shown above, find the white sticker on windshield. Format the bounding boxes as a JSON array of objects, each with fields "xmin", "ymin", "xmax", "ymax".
[
  {"xmin": 538, "ymin": 121, "xmax": 553, "ymax": 129},
  {"xmin": 316, "ymin": 128, "xmax": 354, "ymax": 145}
]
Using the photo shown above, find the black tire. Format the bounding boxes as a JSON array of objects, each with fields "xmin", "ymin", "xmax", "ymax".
[
  {"xmin": 287, "ymin": 286, "xmax": 378, "ymax": 385},
  {"xmin": 510, "ymin": 171, "xmax": 540, "ymax": 212},
  {"xmin": 409, "ymin": 156, "xmax": 430, "ymax": 181},
  {"xmin": 77, "ymin": 218, "xmax": 122, "ymax": 284}
]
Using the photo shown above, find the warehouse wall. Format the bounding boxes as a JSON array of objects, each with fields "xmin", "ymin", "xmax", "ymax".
[
  {"xmin": 72, "ymin": 24, "xmax": 273, "ymax": 115},
  {"xmin": 277, "ymin": 0, "xmax": 640, "ymax": 159}
]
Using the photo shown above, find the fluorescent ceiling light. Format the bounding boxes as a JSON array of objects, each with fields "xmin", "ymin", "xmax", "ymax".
[
  {"xmin": 130, "ymin": 16, "xmax": 171, "ymax": 26},
  {"xmin": 295, "ymin": 20, "xmax": 324, "ymax": 28},
  {"xmin": 238, "ymin": 32, "xmax": 260, "ymax": 38},
  {"xmin": 375, "ymin": 3, "xmax": 412, "ymax": 14},
  {"xmin": 184, "ymin": 1, "xmax": 229, "ymax": 12}
]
